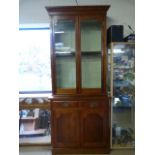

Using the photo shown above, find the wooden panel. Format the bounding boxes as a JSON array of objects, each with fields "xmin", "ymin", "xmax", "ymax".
[
  {"xmin": 81, "ymin": 88, "xmax": 102, "ymax": 94},
  {"xmin": 81, "ymin": 108, "xmax": 106, "ymax": 147},
  {"xmin": 80, "ymin": 101, "xmax": 104, "ymax": 108},
  {"xmin": 46, "ymin": 6, "xmax": 110, "ymax": 16},
  {"xmin": 56, "ymin": 89, "xmax": 76, "ymax": 94},
  {"xmin": 52, "ymin": 148, "xmax": 109, "ymax": 154},
  {"xmin": 52, "ymin": 108, "xmax": 80, "ymax": 147},
  {"xmin": 52, "ymin": 101, "xmax": 78, "ymax": 108}
]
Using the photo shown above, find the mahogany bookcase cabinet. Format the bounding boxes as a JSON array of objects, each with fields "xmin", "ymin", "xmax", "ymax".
[{"xmin": 46, "ymin": 6, "xmax": 111, "ymax": 154}]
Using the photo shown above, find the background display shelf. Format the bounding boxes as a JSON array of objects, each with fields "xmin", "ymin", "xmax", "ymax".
[{"xmin": 108, "ymin": 42, "xmax": 135, "ymax": 148}]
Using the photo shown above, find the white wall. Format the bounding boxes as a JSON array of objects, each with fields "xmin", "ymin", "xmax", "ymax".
[{"xmin": 19, "ymin": 0, "xmax": 135, "ymax": 37}]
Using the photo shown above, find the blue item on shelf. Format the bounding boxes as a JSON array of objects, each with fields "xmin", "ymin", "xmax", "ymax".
[
  {"xmin": 119, "ymin": 94, "xmax": 132, "ymax": 107},
  {"xmin": 114, "ymin": 80, "xmax": 130, "ymax": 87}
]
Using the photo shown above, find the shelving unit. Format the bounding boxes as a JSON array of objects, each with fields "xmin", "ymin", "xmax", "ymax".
[
  {"xmin": 19, "ymin": 98, "xmax": 51, "ymax": 145},
  {"xmin": 108, "ymin": 42, "xmax": 135, "ymax": 148},
  {"xmin": 46, "ymin": 6, "xmax": 110, "ymax": 154}
]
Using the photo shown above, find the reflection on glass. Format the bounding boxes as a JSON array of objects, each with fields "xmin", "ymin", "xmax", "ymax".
[
  {"xmin": 107, "ymin": 48, "xmax": 111, "ymax": 95},
  {"xmin": 19, "ymin": 109, "xmax": 51, "ymax": 144},
  {"xmin": 54, "ymin": 19, "xmax": 76, "ymax": 88},
  {"xmin": 81, "ymin": 19, "xmax": 102, "ymax": 88}
]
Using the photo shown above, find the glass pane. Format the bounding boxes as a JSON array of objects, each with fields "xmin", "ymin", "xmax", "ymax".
[
  {"xmin": 112, "ymin": 43, "xmax": 135, "ymax": 147},
  {"xmin": 19, "ymin": 108, "xmax": 51, "ymax": 144},
  {"xmin": 113, "ymin": 43, "xmax": 135, "ymax": 106},
  {"xmin": 81, "ymin": 19, "xmax": 102, "ymax": 88},
  {"xmin": 54, "ymin": 19, "xmax": 76, "ymax": 88}
]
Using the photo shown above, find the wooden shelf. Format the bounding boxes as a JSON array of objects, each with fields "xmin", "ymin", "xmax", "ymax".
[{"xmin": 55, "ymin": 51, "xmax": 101, "ymax": 57}]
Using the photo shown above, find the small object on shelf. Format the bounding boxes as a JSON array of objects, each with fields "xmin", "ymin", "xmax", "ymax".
[
  {"xmin": 112, "ymin": 123, "xmax": 135, "ymax": 146},
  {"xmin": 124, "ymin": 34, "xmax": 135, "ymax": 42},
  {"xmin": 124, "ymin": 72, "xmax": 135, "ymax": 81},
  {"xmin": 115, "ymin": 126, "xmax": 121, "ymax": 137},
  {"xmin": 113, "ymin": 80, "xmax": 130, "ymax": 87},
  {"xmin": 107, "ymin": 25, "xmax": 124, "ymax": 44},
  {"xmin": 20, "ymin": 124, "xmax": 24, "ymax": 134},
  {"xmin": 115, "ymin": 101, "xmax": 122, "ymax": 107},
  {"xmin": 119, "ymin": 94, "xmax": 132, "ymax": 107},
  {"xmin": 20, "ymin": 110, "xmax": 28, "ymax": 118}
]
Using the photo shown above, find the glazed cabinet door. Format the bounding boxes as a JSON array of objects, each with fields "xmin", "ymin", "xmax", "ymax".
[
  {"xmin": 80, "ymin": 18, "xmax": 103, "ymax": 89},
  {"xmin": 80, "ymin": 101, "xmax": 109, "ymax": 147},
  {"xmin": 52, "ymin": 102, "xmax": 80, "ymax": 147},
  {"xmin": 79, "ymin": 16, "xmax": 107, "ymax": 94},
  {"xmin": 52, "ymin": 17, "xmax": 77, "ymax": 94}
]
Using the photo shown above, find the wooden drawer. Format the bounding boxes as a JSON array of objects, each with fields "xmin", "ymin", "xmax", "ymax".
[
  {"xmin": 79, "ymin": 101, "xmax": 105, "ymax": 108},
  {"xmin": 52, "ymin": 101, "xmax": 78, "ymax": 108}
]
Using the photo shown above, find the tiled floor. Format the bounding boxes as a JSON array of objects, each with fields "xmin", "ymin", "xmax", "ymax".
[{"xmin": 19, "ymin": 147, "xmax": 135, "ymax": 155}]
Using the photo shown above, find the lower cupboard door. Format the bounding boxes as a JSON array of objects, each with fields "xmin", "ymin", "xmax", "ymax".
[
  {"xmin": 81, "ymin": 109, "xmax": 108, "ymax": 147},
  {"xmin": 52, "ymin": 109, "xmax": 80, "ymax": 147}
]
